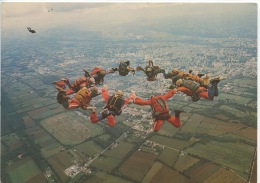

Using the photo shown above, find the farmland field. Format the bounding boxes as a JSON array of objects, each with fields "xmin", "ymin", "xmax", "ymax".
[
  {"xmin": 174, "ymin": 154, "xmax": 200, "ymax": 172},
  {"xmin": 104, "ymin": 141, "xmax": 135, "ymax": 160},
  {"xmin": 219, "ymin": 105, "xmax": 245, "ymax": 118},
  {"xmin": 86, "ymin": 171, "xmax": 133, "ymax": 183},
  {"xmin": 203, "ymin": 167, "xmax": 247, "ymax": 183},
  {"xmin": 142, "ymin": 161, "xmax": 189, "ymax": 183},
  {"xmin": 150, "ymin": 135, "xmax": 194, "ymax": 150},
  {"xmin": 158, "ymin": 147, "xmax": 179, "ymax": 167},
  {"xmin": 91, "ymin": 156, "xmax": 121, "ymax": 172},
  {"xmin": 185, "ymin": 162, "xmax": 220, "ymax": 182},
  {"xmin": 185, "ymin": 140, "xmax": 255, "ymax": 179},
  {"xmin": 7, "ymin": 157, "xmax": 45, "ymax": 183},
  {"xmin": 41, "ymin": 112, "xmax": 97, "ymax": 145},
  {"xmin": 217, "ymin": 93, "xmax": 252, "ymax": 105},
  {"xmin": 48, "ymin": 151, "xmax": 74, "ymax": 182},
  {"xmin": 74, "ymin": 141, "xmax": 103, "ymax": 156},
  {"xmin": 180, "ymin": 113, "xmax": 204, "ymax": 133},
  {"xmin": 233, "ymin": 127, "xmax": 257, "ymax": 142},
  {"xmin": 118, "ymin": 151, "xmax": 157, "ymax": 182},
  {"xmin": 158, "ymin": 122, "xmax": 180, "ymax": 137}
]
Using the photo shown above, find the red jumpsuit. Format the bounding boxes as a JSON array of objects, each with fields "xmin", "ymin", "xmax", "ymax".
[
  {"xmin": 133, "ymin": 89, "xmax": 182, "ymax": 132},
  {"xmin": 177, "ymin": 86, "xmax": 209, "ymax": 99},
  {"xmin": 90, "ymin": 88, "xmax": 131, "ymax": 127},
  {"xmin": 64, "ymin": 76, "xmax": 89, "ymax": 95}
]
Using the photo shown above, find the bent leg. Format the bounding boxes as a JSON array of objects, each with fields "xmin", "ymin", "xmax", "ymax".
[
  {"xmin": 107, "ymin": 115, "xmax": 116, "ymax": 127},
  {"xmin": 152, "ymin": 120, "xmax": 164, "ymax": 132},
  {"xmin": 198, "ymin": 91, "xmax": 209, "ymax": 99},
  {"xmin": 167, "ymin": 116, "xmax": 182, "ymax": 128},
  {"xmin": 90, "ymin": 112, "xmax": 101, "ymax": 123}
]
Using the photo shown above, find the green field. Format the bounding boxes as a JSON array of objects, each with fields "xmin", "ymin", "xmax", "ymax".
[
  {"xmin": 86, "ymin": 171, "xmax": 133, "ymax": 183},
  {"xmin": 91, "ymin": 156, "xmax": 121, "ymax": 172},
  {"xmin": 180, "ymin": 113, "xmax": 204, "ymax": 133},
  {"xmin": 142, "ymin": 161, "xmax": 189, "ymax": 183},
  {"xmin": 219, "ymin": 105, "xmax": 245, "ymax": 118},
  {"xmin": 75, "ymin": 141, "xmax": 103, "ymax": 157},
  {"xmin": 218, "ymin": 93, "xmax": 252, "ymax": 105},
  {"xmin": 150, "ymin": 135, "xmax": 194, "ymax": 150},
  {"xmin": 104, "ymin": 141, "xmax": 135, "ymax": 160},
  {"xmin": 8, "ymin": 157, "xmax": 43, "ymax": 183},
  {"xmin": 174, "ymin": 154, "xmax": 200, "ymax": 172},
  {"xmin": 185, "ymin": 140, "xmax": 255, "ymax": 177},
  {"xmin": 158, "ymin": 147, "xmax": 179, "ymax": 167}
]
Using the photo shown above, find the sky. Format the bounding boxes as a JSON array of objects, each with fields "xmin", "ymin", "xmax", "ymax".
[{"xmin": 2, "ymin": 3, "xmax": 258, "ymax": 38}]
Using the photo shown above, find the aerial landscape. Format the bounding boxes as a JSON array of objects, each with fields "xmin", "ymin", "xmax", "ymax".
[{"xmin": 1, "ymin": 2, "xmax": 257, "ymax": 183}]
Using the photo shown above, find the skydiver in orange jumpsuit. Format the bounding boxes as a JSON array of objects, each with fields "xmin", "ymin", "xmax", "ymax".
[
  {"xmin": 52, "ymin": 69, "xmax": 94, "ymax": 95},
  {"xmin": 175, "ymin": 76, "xmax": 225, "ymax": 102},
  {"xmin": 90, "ymin": 86, "xmax": 131, "ymax": 127},
  {"xmin": 130, "ymin": 90, "xmax": 183, "ymax": 132},
  {"xmin": 56, "ymin": 86, "xmax": 99, "ymax": 110}
]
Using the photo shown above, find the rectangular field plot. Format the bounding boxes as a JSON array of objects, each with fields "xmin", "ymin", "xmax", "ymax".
[
  {"xmin": 41, "ymin": 143, "xmax": 64, "ymax": 158},
  {"xmin": 150, "ymin": 135, "xmax": 194, "ymax": 150},
  {"xmin": 219, "ymin": 105, "xmax": 245, "ymax": 118},
  {"xmin": 185, "ymin": 140, "xmax": 255, "ymax": 178},
  {"xmin": 74, "ymin": 141, "xmax": 103, "ymax": 157},
  {"xmin": 91, "ymin": 156, "xmax": 121, "ymax": 173},
  {"xmin": 233, "ymin": 127, "xmax": 257, "ymax": 142},
  {"xmin": 158, "ymin": 122, "xmax": 180, "ymax": 137},
  {"xmin": 47, "ymin": 151, "xmax": 74, "ymax": 183},
  {"xmin": 41, "ymin": 112, "xmax": 102, "ymax": 145},
  {"xmin": 142, "ymin": 161, "xmax": 189, "ymax": 183},
  {"xmin": 185, "ymin": 162, "xmax": 220, "ymax": 183},
  {"xmin": 204, "ymin": 167, "xmax": 247, "ymax": 183},
  {"xmin": 7, "ymin": 157, "xmax": 46, "ymax": 183},
  {"xmin": 118, "ymin": 151, "xmax": 157, "ymax": 182},
  {"xmin": 87, "ymin": 171, "xmax": 133, "ymax": 183},
  {"xmin": 180, "ymin": 113, "xmax": 204, "ymax": 133},
  {"xmin": 104, "ymin": 141, "xmax": 135, "ymax": 160},
  {"xmin": 217, "ymin": 93, "xmax": 252, "ymax": 105},
  {"xmin": 158, "ymin": 147, "xmax": 179, "ymax": 167},
  {"xmin": 1, "ymin": 133, "xmax": 23, "ymax": 151},
  {"xmin": 174, "ymin": 154, "xmax": 200, "ymax": 172}
]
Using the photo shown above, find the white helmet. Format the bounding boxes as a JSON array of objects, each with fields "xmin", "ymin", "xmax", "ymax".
[
  {"xmin": 89, "ymin": 77, "xmax": 95, "ymax": 84},
  {"xmin": 115, "ymin": 90, "xmax": 124, "ymax": 97}
]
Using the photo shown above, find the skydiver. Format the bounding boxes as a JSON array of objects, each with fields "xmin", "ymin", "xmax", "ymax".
[
  {"xmin": 27, "ymin": 27, "xmax": 36, "ymax": 33},
  {"xmin": 175, "ymin": 76, "xmax": 225, "ymax": 102},
  {"xmin": 55, "ymin": 86, "xmax": 99, "ymax": 110},
  {"xmin": 164, "ymin": 69, "xmax": 207, "ymax": 89},
  {"xmin": 52, "ymin": 69, "xmax": 94, "ymax": 95},
  {"xmin": 90, "ymin": 86, "xmax": 132, "ymax": 127},
  {"xmin": 136, "ymin": 60, "xmax": 165, "ymax": 81},
  {"xmin": 130, "ymin": 90, "xmax": 183, "ymax": 132},
  {"xmin": 90, "ymin": 67, "xmax": 114, "ymax": 85},
  {"xmin": 111, "ymin": 60, "xmax": 135, "ymax": 76}
]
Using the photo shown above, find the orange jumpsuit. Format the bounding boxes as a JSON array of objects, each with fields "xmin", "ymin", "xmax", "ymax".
[
  {"xmin": 133, "ymin": 89, "xmax": 182, "ymax": 132},
  {"xmin": 90, "ymin": 88, "xmax": 131, "ymax": 127}
]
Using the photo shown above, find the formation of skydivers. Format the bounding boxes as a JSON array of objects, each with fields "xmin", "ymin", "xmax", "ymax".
[{"xmin": 52, "ymin": 60, "xmax": 225, "ymax": 132}]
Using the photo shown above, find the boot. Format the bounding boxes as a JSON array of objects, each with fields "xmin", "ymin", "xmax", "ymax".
[
  {"xmin": 174, "ymin": 110, "xmax": 184, "ymax": 118},
  {"xmin": 90, "ymin": 112, "xmax": 99, "ymax": 123}
]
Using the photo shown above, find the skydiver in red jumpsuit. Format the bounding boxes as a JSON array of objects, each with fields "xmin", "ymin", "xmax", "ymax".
[{"xmin": 130, "ymin": 89, "xmax": 183, "ymax": 132}]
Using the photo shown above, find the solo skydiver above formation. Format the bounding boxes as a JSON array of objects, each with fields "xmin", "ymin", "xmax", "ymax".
[
  {"xmin": 130, "ymin": 89, "xmax": 183, "ymax": 132},
  {"xmin": 90, "ymin": 86, "xmax": 132, "ymax": 127},
  {"xmin": 136, "ymin": 60, "xmax": 165, "ymax": 81}
]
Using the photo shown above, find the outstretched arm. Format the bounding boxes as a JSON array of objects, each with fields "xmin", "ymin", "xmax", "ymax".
[
  {"xmin": 130, "ymin": 92, "xmax": 151, "ymax": 106},
  {"xmin": 161, "ymin": 89, "xmax": 177, "ymax": 101}
]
